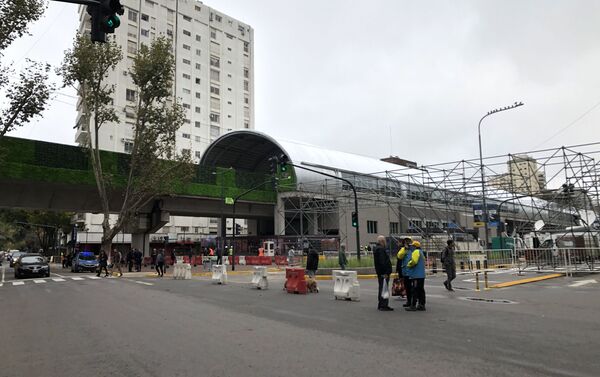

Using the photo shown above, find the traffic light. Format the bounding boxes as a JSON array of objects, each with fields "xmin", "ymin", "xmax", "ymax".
[
  {"xmin": 351, "ymin": 212, "xmax": 358, "ymax": 228},
  {"xmin": 278, "ymin": 153, "xmax": 289, "ymax": 173},
  {"xmin": 87, "ymin": 0, "xmax": 124, "ymax": 43}
]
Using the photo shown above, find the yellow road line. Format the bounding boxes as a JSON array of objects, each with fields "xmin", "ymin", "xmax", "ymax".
[{"xmin": 490, "ymin": 273, "xmax": 563, "ymax": 288}]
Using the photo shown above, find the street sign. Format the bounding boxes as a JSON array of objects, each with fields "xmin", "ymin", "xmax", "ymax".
[{"xmin": 224, "ymin": 197, "xmax": 234, "ymax": 205}]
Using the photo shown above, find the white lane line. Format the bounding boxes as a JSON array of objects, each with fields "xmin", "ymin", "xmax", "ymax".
[
  {"xmin": 52, "ymin": 278, "xmax": 66, "ymax": 282},
  {"xmin": 87, "ymin": 276, "xmax": 102, "ymax": 280},
  {"xmin": 568, "ymin": 279, "xmax": 597, "ymax": 287},
  {"xmin": 33, "ymin": 279, "xmax": 47, "ymax": 284},
  {"xmin": 135, "ymin": 280, "xmax": 154, "ymax": 286},
  {"xmin": 71, "ymin": 277, "xmax": 84, "ymax": 281},
  {"xmin": 12, "ymin": 281, "xmax": 25, "ymax": 286},
  {"xmin": 51, "ymin": 272, "xmax": 66, "ymax": 278},
  {"xmin": 1, "ymin": 265, "xmax": 5, "ymax": 285}
]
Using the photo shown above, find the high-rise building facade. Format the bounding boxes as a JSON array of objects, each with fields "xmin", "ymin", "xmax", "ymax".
[
  {"xmin": 73, "ymin": 0, "xmax": 254, "ymax": 248},
  {"xmin": 488, "ymin": 155, "xmax": 546, "ymax": 195}
]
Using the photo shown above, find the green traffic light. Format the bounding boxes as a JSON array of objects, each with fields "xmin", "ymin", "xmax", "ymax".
[{"xmin": 103, "ymin": 15, "xmax": 120, "ymax": 31}]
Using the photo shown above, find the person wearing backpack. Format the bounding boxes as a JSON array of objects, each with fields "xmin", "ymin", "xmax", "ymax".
[{"xmin": 441, "ymin": 239, "xmax": 456, "ymax": 291}]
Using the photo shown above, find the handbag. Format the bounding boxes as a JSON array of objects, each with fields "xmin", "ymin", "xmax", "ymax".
[
  {"xmin": 381, "ymin": 278, "xmax": 390, "ymax": 300},
  {"xmin": 391, "ymin": 278, "xmax": 405, "ymax": 297}
]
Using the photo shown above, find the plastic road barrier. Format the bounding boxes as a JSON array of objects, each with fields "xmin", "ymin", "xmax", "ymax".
[
  {"xmin": 238, "ymin": 256, "xmax": 246, "ymax": 266},
  {"xmin": 333, "ymin": 270, "xmax": 360, "ymax": 301},
  {"xmin": 173, "ymin": 263, "xmax": 192, "ymax": 280},
  {"xmin": 251, "ymin": 266, "xmax": 268, "ymax": 289},
  {"xmin": 211, "ymin": 264, "xmax": 228, "ymax": 285},
  {"xmin": 285, "ymin": 268, "xmax": 307, "ymax": 294}
]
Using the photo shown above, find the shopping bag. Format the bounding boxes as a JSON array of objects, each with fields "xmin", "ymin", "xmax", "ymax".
[
  {"xmin": 381, "ymin": 278, "xmax": 390, "ymax": 300},
  {"xmin": 391, "ymin": 278, "xmax": 404, "ymax": 296}
]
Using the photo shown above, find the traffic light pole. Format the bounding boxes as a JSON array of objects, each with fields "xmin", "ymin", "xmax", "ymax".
[{"xmin": 289, "ymin": 163, "xmax": 361, "ymax": 260}]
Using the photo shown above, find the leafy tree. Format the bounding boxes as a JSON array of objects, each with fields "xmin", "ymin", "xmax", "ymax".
[
  {"xmin": 0, "ymin": 0, "xmax": 53, "ymax": 137},
  {"xmin": 59, "ymin": 35, "xmax": 193, "ymax": 252}
]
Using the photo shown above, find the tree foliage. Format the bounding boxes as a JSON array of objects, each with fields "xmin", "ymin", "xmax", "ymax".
[
  {"xmin": 59, "ymin": 35, "xmax": 193, "ymax": 251},
  {"xmin": 0, "ymin": 0, "xmax": 53, "ymax": 138},
  {"xmin": 0, "ymin": 209, "xmax": 72, "ymax": 252}
]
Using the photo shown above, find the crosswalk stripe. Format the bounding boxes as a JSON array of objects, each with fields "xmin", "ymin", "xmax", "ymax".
[
  {"xmin": 87, "ymin": 276, "xmax": 101, "ymax": 280},
  {"xmin": 33, "ymin": 279, "xmax": 46, "ymax": 284},
  {"xmin": 71, "ymin": 277, "xmax": 84, "ymax": 281},
  {"xmin": 12, "ymin": 281, "xmax": 25, "ymax": 286},
  {"xmin": 52, "ymin": 278, "xmax": 66, "ymax": 282}
]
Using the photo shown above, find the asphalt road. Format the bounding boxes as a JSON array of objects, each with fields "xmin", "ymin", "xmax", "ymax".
[{"xmin": 1, "ymin": 265, "xmax": 599, "ymax": 377}]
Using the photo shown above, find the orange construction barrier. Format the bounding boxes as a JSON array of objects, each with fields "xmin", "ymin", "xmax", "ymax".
[
  {"xmin": 192, "ymin": 256, "xmax": 202, "ymax": 266},
  {"xmin": 274, "ymin": 256, "xmax": 288, "ymax": 266},
  {"xmin": 285, "ymin": 268, "xmax": 307, "ymax": 294},
  {"xmin": 259, "ymin": 256, "xmax": 272, "ymax": 265}
]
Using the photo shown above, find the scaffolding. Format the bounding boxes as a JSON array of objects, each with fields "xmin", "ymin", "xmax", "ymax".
[{"xmin": 276, "ymin": 142, "xmax": 600, "ymax": 252}]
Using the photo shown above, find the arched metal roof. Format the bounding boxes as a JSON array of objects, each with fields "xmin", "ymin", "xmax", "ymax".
[{"xmin": 200, "ymin": 130, "xmax": 419, "ymax": 185}]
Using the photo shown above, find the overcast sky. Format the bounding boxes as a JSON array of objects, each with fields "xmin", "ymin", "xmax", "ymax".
[{"xmin": 4, "ymin": 0, "xmax": 600, "ymax": 166}]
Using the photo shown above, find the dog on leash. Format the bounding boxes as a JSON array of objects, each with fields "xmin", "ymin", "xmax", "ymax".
[{"xmin": 306, "ymin": 277, "xmax": 319, "ymax": 293}]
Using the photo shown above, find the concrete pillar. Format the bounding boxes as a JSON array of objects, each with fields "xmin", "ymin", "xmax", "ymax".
[
  {"xmin": 131, "ymin": 233, "xmax": 150, "ymax": 257},
  {"xmin": 274, "ymin": 195, "xmax": 285, "ymax": 236}
]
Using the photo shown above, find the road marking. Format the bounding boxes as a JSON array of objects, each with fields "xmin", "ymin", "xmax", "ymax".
[
  {"xmin": 33, "ymin": 279, "xmax": 47, "ymax": 284},
  {"xmin": 463, "ymin": 278, "xmax": 500, "ymax": 283},
  {"xmin": 51, "ymin": 272, "xmax": 66, "ymax": 278},
  {"xmin": 1, "ymin": 265, "xmax": 5, "ymax": 285},
  {"xmin": 568, "ymin": 279, "xmax": 597, "ymax": 287},
  {"xmin": 87, "ymin": 276, "xmax": 101, "ymax": 280},
  {"xmin": 52, "ymin": 278, "xmax": 66, "ymax": 282},
  {"xmin": 71, "ymin": 277, "xmax": 84, "ymax": 281},
  {"xmin": 12, "ymin": 281, "xmax": 25, "ymax": 286},
  {"xmin": 135, "ymin": 280, "xmax": 154, "ymax": 286}
]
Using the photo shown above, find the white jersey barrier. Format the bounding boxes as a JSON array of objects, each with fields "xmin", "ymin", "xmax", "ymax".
[
  {"xmin": 251, "ymin": 266, "xmax": 268, "ymax": 289},
  {"xmin": 333, "ymin": 270, "xmax": 360, "ymax": 301},
  {"xmin": 239, "ymin": 256, "xmax": 246, "ymax": 266},
  {"xmin": 173, "ymin": 263, "xmax": 192, "ymax": 280},
  {"xmin": 211, "ymin": 264, "xmax": 228, "ymax": 284}
]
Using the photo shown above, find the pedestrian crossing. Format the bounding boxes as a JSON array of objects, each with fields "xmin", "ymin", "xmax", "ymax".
[{"xmin": 1, "ymin": 275, "xmax": 117, "ymax": 288}]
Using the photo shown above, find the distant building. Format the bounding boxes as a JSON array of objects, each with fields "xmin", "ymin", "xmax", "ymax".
[
  {"xmin": 73, "ymin": 0, "xmax": 253, "ymax": 250},
  {"xmin": 488, "ymin": 155, "xmax": 546, "ymax": 195}
]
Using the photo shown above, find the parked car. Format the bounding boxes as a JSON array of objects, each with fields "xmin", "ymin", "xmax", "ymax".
[
  {"xmin": 14, "ymin": 254, "xmax": 50, "ymax": 279},
  {"xmin": 9, "ymin": 251, "xmax": 24, "ymax": 268},
  {"xmin": 71, "ymin": 251, "xmax": 98, "ymax": 273}
]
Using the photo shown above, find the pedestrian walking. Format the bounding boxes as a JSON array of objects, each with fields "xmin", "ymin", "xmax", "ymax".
[
  {"xmin": 126, "ymin": 249, "xmax": 134, "ymax": 272},
  {"xmin": 374, "ymin": 235, "xmax": 393, "ymax": 311},
  {"xmin": 111, "ymin": 248, "xmax": 123, "ymax": 277},
  {"xmin": 406, "ymin": 240, "xmax": 426, "ymax": 311},
  {"xmin": 134, "ymin": 249, "xmax": 142, "ymax": 272},
  {"xmin": 216, "ymin": 247, "xmax": 223, "ymax": 265},
  {"xmin": 442, "ymin": 240, "xmax": 456, "ymax": 291},
  {"xmin": 397, "ymin": 237, "xmax": 413, "ymax": 308},
  {"xmin": 306, "ymin": 247, "xmax": 319, "ymax": 278},
  {"xmin": 156, "ymin": 250, "xmax": 165, "ymax": 277},
  {"xmin": 97, "ymin": 250, "xmax": 109, "ymax": 277},
  {"xmin": 338, "ymin": 244, "xmax": 348, "ymax": 270}
]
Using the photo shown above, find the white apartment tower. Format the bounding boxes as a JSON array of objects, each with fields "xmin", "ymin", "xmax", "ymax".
[{"xmin": 73, "ymin": 0, "xmax": 254, "ymax": 247}]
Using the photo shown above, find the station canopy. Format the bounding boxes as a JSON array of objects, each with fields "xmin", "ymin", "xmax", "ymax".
[{"xmin": 200, "ymin": 130, "xmax": 421, "ymax": 186}]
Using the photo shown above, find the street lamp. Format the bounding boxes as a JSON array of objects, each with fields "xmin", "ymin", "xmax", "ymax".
[{"xmin": 478, "ymin": 101, "xmax": 524, "ymax": 249}]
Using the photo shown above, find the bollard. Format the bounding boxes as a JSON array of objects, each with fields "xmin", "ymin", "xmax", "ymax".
[
  {"xmin": 484, "ymin": 271, "xmax": 489, "ymax": 290},
  {"xmin": 476, "ymin": 260, "xmax": 481, "ymax": 270},
  {"xmin": 475, "ymin": 272, "xmax": 480, "ymax": 291},
  {"xmin": 460, "ymin": 261, "xmax": 465, "ymax": 271},
  {"xmin": 484, "ymin": 260, "xmax": 488, "ymax": 269}
]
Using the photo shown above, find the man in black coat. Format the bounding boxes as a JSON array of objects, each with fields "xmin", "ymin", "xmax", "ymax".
[
  {"xmin": 306, "ymin": 248, "xmax": 319, "ymax": 278},
  {"xmin": 373, "ymin": 236, "xmax": 393, "ymax": 311}
]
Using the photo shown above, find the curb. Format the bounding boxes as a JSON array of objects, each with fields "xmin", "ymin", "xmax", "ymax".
[{"xmin": 490, "ymin": 273, "xmax": 563, "ymax": 288}]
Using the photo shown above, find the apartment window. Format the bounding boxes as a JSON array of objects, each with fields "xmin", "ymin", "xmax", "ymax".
[
  {"xmin": 127, "ymin": 25, "xmax": 137, "ymax": 39},
  {"xmin": 141, "ymin": 13, "xmax": 149, "ymax": 21},
  {"xmin": 226, "ymin": 33, "xmax": 234, "ymax": 39},
  {"xmin": 196, "ymin": 49, "xmax": 201, "ymax": 56},
  {"xmin": 210, "ymin": 69, "xmax": 219, "ymax": 81},
  {"xmin": 183, "ymin": 29, "xmax": 191, "ymax": 36},
  {"xmin": 210, "ymin": 97, "xmax": 220, "ymax": 110},
  {"xmin": 227, "ymin": 73, "xmax": 232, "ymax": 78},
  {"xmin": 195, "ymin": 151, "xmax": 202, "ymax": 158},
  {"xmin": 194, "ymin": 121, "xmax": 201, "ymax": 128},
  {"xmin": 180, "ymin": 226, "xmax": 189, "ymax": 233},
  {"xmin": 183, "ymin": 44, "xmax": 191, "ymax": 50},
  {"xmin": 182, "ymin": 88, "xmax": 190, "ymax": 94},
  {"xmin": 244, "ymin": 121, "xmax": 249, "ymax": 129},
  {"xmin": 166, "ymin": 29, "xmax": 173, "ymax": 37},
  {"xmin": 126, "ymin": 89, "xmax": 137, "ymax": 102},
  {"xmin": 195, "ymin": 63, "xmax": 201, "ymax": 70},
  {"xmin": 128, "ymin": 10, "xmax": 138, "ymax": 22},
  {"xmin": 367, "ymin": 221, "xmax": 378, "ymax": 234},
  {"xmin": 210, "ymin": 125, "xmax": 220, "ymax": 137},
  {"xmin": 195, "ymin": 35, "xmax": 201, "ymax": 42},
  {"xmin": 183, "ymin": 119, "xmax": 190, "ymax": 124},
  {"xmin": 389, "ymin": 222, "xmax": 399, "ymax": 235},
  {"xmin": 243, "ymin": 67, "xmax": 249, "ymax": 78},
  {"xmin": 183, "ymin": 58, "xmax": 191, "ymax": 65},
  {"xmin": 210, "ymin": 28, "xmax": 216, "ymax": 39},
  {"xmin": 124, "ymin": 141, "xmax": 134, "ymax": 153},
  {"xmin": 215, "ymin": 14, "xmax": 222, "ymax": 22},
  {"xmin": 210, "ymin": 56, "xmax": 220, "ymax": 68},
  {"xmin": 195, "ymin": 77, "xmax": 201, "ymax": 84},
  {"xmin": 244, "ymin": 95, "xmax": 249, "ymax": 104},
  {"xmin": 243, "ymin": 80, "xmax": 249, "ymax": 91},
  {"xmin": 227, "ymin": 101, "xmax": 232, "ymax": 105},
  {"xmin": 182, "ymin": 103, "xmax": 190, "ymax": 109},
  {"xmin": 182, "ymin": 15, "xmax": 191, "ymax": 22},
  {"xmin": 227, "ymin": 47, "xmax": 232, "ymax": 52},
  {"xmin": 243, "ymin": 42, "xmax": 249, "ymax": 53},
  {"xmin": 195, "ymin": 106, "xmax": 201, "ymax": 113},
  {"xmin": 210, "ymin": 86, "xmax": 220, "ymax": 95},
  {"xmin": 210, "ymin": 113, "xmax": 220, "ymax": 123},
  {"xmin": 182, "ymin": 73, "xmax": 191, "ymax": 80},
  {"xmin": 141, "ymin": 29, "xmax": 149, "ymax": 37},
  {"xmin": 227, "ymin": 115, "xmax": 232, "ymax": 118},
  {"xmin": 182, "ymin": 133, "xmax": 191, "ymax": 139},
  {"xmin": 145, "ymin": 0, "xmax": 154, "ymax": 7},
  {"xmin": 243, "ymin": 107, "xmax": 250, "ymax": 118},
  {"xmin": 195, "ymin": 136, "xmax": 201, "ymax": 142},
  {"xmin": 181, "ymin": 148, "xmax": 191, "ymax": 155},
  {"xmin": 127, "ymin": 40, "xmax": 137, "ymax": 54},
  {"xmin": 195, "ymin": 92, "xmax": 201, "ymax": 99},
  {"xmin": 125, "ymin": 111, "xmax": 135, "ymax": 119},
  {"xmin": 195, "ymin": 5, "xmax": 202, "ymax": 12}
]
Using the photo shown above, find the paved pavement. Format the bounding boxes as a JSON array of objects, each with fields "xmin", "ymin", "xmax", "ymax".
[{"xmin": 1, "ymin": 264, "xmax": 599, "ymax": 377}]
